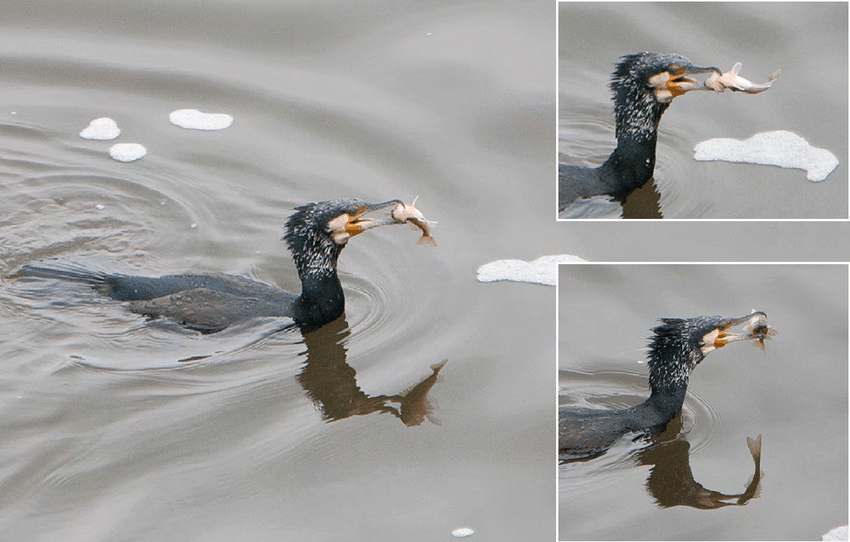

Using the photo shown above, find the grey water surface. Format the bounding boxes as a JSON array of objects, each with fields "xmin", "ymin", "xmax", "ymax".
[{"xmin": 0, "ymin": 1, "xmax": 556, "ymax": 540}]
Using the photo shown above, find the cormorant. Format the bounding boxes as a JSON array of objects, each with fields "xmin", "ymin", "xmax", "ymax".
[
  {"xmin": 559, "ymin": 53, "xmax": 720, "ymax": 209},
  {"xmin": 559, "ymin": 312, "xmax": 774, "ymax": 460},
  {"xmin": 13, "ymin": 198, "xmax": 416, "ymax": 333}
]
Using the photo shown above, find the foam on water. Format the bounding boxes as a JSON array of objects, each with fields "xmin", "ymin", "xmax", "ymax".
[
  {"xmin": 79, "ymin": 117, "xmax": 120, "ymax": 140},
  {"xmin": 476, "ymin": 254, "xmax": 586, "ymax": 287},
  {"xmin": 822, "ymin": 526, "xmax": 848, "ymax": 541},
  {"xmin": 694, "ymin": 130, "xmax": 838, "ymax": 182},
  {"xmin": 169, "ymin": 109, "xmax": 234, "ymax": 130},
  {"xmin": 109, "ymin": 143, "xmax": 147, "ymax": 162},
  {"xmin": 452, "ymin": 527, "xmax": 475, "ymax": 538}
]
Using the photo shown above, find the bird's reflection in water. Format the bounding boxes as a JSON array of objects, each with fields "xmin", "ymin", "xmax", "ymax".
[
  {"xmin": 561, "ymin": 179, "xmax": 664, "ymax": 218},
  {"xmin": 297, "ymin": 318, "xmax": 447, "ymax": 426},
  {"xmin": 640, "ymin": 420, "xmax": 763, "ymax": 509},
  {"xmin": 621, "ymin": 181, "xmax": 662, "ymax": 219},
  {"xmin": 562, "ymin": 418, "xmax": 763, "ymax": 510}
]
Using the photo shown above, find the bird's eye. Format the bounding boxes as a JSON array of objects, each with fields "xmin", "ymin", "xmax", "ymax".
[{"xmin": 347, "ymin": 209, "xmax": 357, "ymax": 217}]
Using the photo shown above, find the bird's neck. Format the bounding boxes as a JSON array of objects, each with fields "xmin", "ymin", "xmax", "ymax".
[
  {"xmin": 613, "ymin": 89, "xmax": 669, "ymax": 141},
  {"xmin": 293, "ymin": 270, "xmax": 345, "ymax": 326},
  {"xmin": 599, "ymin": 135, "xmax": 659, "ymax": 198},
  {"xmin": 640, "ymin": 335, "xmax": 700, "ymax": 428},
  {"xmin": 633, "ymin": 382, "xmax": 689, "ymax": 428},
  {"xmin": 597, "ymin": 95, "xmax": 670, "ymax": 199},
  {"xmin": 288, "ymin": 235, "xmax": 346, "ymax": 327}
]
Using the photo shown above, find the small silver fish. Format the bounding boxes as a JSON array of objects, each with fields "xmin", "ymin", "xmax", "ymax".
[
  {"xmin": 391, "ymin": 197, "xmax": 437, "ymax": 247},
  {"xmin": 744, "ymin": 310, "xmax": 778, "ymax": 351},
  {"xmin": 705, "ymin": 62, "xmax": 781, "ymax": 94}
]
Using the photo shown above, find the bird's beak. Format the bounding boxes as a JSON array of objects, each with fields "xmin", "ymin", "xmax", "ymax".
[
  {"xmin": 703, "ymin": 311, "xmax": 777, "ymax": 353},
  {"xmin": 331, "ymin": 199, "xmax": 404, "ymax": 244},
  {"xmin": 649, "ymin": 64, "xmax": 721, "ymax": 103}
]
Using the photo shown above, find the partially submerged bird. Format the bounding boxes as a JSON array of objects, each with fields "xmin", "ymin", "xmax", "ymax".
[
  {"xmin": 559, "ymin": 53, "xmax": 779, "ymax": 211},
  {"xmin": 559, "ymin": 311, "xmax": 776, "ymax": 461},
  {"xmin": 13, "ymin": 198, "xmax": 433, "ymax": 333}
]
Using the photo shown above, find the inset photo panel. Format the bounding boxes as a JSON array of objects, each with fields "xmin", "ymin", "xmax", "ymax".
[
  {"xmin": 557, "ymin": 2, "xmax": 847, "ymax": 219},
  {"xmin": 557, "ymin": 263, "xmax": 848, "ymax": 540}
]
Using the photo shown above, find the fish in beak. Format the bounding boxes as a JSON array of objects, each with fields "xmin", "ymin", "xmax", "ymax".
[
  {"xmin": 648, "ymin": 62, "xmax": 721, "ymax": 103},
  {"xmin": 701, "ymin": 310, "xmax": 778, "ymax": 354}
]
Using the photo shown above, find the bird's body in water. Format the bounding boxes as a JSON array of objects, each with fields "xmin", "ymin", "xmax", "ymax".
[
  {"xmin": 13, "ymin": 198, "xmax": 418, "ymax": 333},
  {"xmin": 559, "ymin": 312, "xmax": 775, "ymax": 461},
  {"xmin": 559, "ymin": 53, "xmax": 721, "ymax": 210}
]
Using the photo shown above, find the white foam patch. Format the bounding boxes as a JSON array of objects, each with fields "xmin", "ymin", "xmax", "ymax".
[
  {"xmin": 79, "ymin": 117, "xmax": 120, "ymax": 140},
  {"xmin": 169, "ymin": 109, "xmax": 233, "ymax": 130},
  {"xmin": 694, "ymin": 130, "xmax": 838, "ymax": 182},
  {"xmin": 476, "ymin": 254, "xmax": 586, "ymax": 287},
  {"xmin": 823, "ymin": 526, "xmax": 848, "ymax": 541},
  {"xmin": 109, "ymin": 143, "xmax": 147, "ymax": 162}
]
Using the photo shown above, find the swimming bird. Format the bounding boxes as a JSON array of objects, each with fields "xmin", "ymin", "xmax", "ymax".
[
  {"xmin": 559, "ymin": 312, "xmax": 774, "ymax": 461},
  {"xmin": 559, "ymin": 53, "xmax": 720, "ymax": 210},
  {"xmin": 13, "ymin": 198, "xmax": 417, "ymax": 333}
]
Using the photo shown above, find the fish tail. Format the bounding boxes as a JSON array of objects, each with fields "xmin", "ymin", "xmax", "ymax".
[
  {"xmin": 430, "ymin": 359, "xmax": 448, "ymax": 372},
  {"xmin": 417, "ymin": 235, "xmax": 437, "ymax": 247},
  {"xmin": 746, "ymin": 434, "xmax": 762, "ymax": 456}
]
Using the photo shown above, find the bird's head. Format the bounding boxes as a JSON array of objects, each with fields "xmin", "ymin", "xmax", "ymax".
[
  {"xmin": 615, "ymin": 52, "xmax": 720, "ymax": 104},
  {"xmin": 610, "ymin": 53, "xmax": 719, "ymax": 139},
  {"xmin": 647, "ymin": 311, "xmax": 775, "ymax": 393},
  {"xmin": 283, "ymin": 198, "xmax": 403, "ymax": 280}
]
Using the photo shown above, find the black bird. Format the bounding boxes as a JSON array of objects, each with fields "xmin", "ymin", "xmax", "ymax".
[
  {"xmin": 559, "ymin": 312, "xmax": 774, "ymax": 461},
  {"xmin": 559, "ymin": 53, "xmax": 719, "ymax": 210},
  {"xmin": 13, "ymin": 198, "xmax": 412, "ymax": 333}
]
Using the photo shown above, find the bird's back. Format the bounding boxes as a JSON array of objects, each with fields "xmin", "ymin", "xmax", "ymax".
[
  {"xmin": 15, "ymin": 264, "xmax": 298, "ymax": 333},
  {"xmin": 559, "ymin": 163, "xmax": 605, "ymax": 210},
  {"xmin": 559, "ymin": 406, "xmax": 641, "ymax": 455}
]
